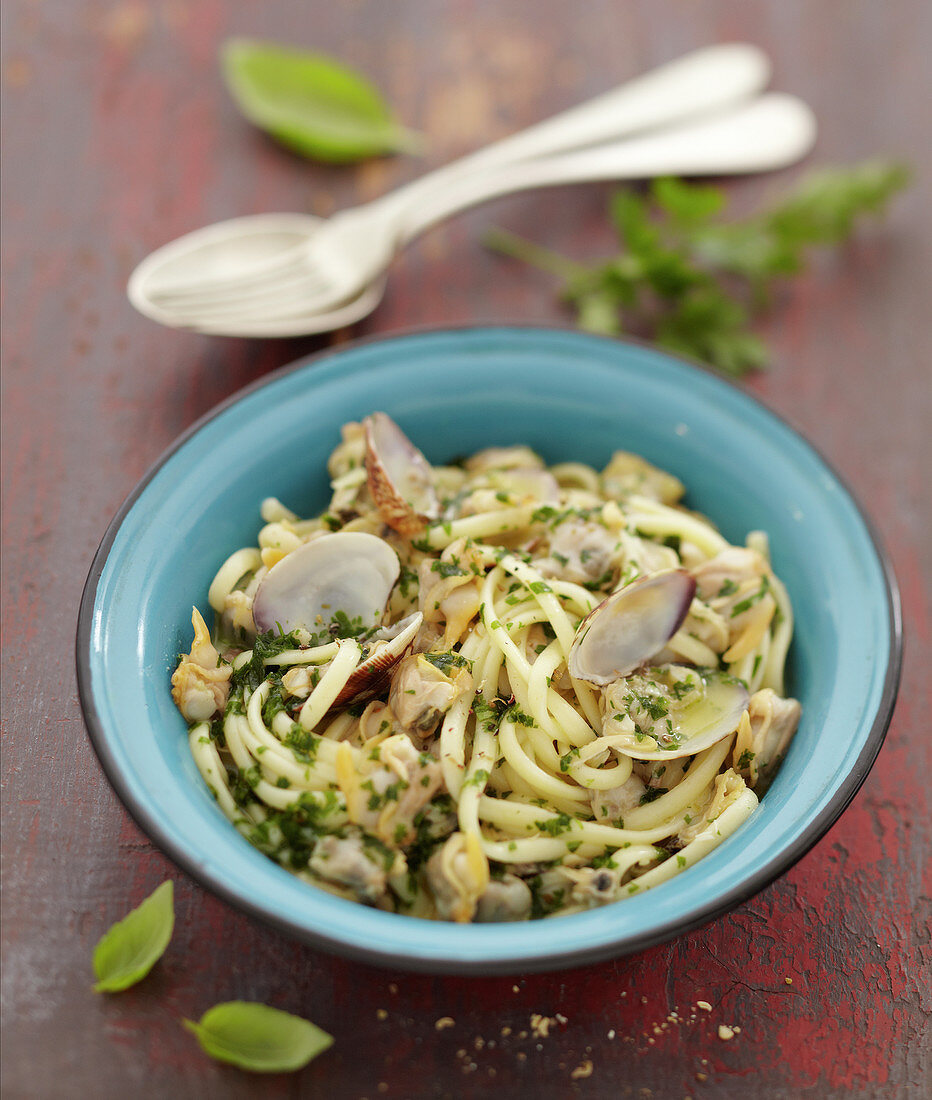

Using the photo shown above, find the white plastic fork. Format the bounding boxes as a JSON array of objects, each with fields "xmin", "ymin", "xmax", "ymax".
[{"xmin": 148, "ymin": 94, "xmax": 816, "ymax": 327}]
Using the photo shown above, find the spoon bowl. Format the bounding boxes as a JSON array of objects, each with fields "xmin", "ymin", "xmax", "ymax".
[{"xmin": 128, "ymin": 213, "xmax": 387, "ymax": 336}]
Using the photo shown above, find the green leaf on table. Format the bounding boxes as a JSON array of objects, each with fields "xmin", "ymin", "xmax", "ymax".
[
  {"xmin": 183, "ymin": 1001, "xmax": 333, "ymax": 1073},
  {"xmin": 221, "ymin": 38, "xmax": 422, "ymax": 163},
  {"xmin": 92, "ymin": 880, "xmax": 174, "ymax": 992}
]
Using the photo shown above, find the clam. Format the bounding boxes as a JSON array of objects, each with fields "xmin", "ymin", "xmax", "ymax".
[
  {"xmin": 364, "ymin": 412, "xmax": 440, "ymax": 537},
  {"xmin": 333, "ymin": 611, "xmax": 423, "ymax": 707},
  {"xmin": 568, "ymin": 569, "xmax": 696, "ymax": 685},
  {"xmin": 606, "ymin": 669, "xmax": 750, "ymax": 761},
  {"xmin": 252, "ymin": 531, "xmax": 400, "ymax": 635}
]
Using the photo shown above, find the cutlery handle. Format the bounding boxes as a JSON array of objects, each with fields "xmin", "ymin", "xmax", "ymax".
[
  {"xmin": 398, "ymin": 94, "xmax": 817, "ymax": 243},
  {"xmin": 372, "ymin": 44, "xmax": 770, "ymax": 220}
]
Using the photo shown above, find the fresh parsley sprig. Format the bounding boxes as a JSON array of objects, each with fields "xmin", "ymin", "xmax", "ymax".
[{"xmin": 485, "ymin": 160, "xmax": 909, "ymax": 376}]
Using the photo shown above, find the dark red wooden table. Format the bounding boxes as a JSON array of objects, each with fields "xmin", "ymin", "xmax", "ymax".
[{"xmin": 2, "ymin": 2, "xmax": 930, "ymax": 1096}]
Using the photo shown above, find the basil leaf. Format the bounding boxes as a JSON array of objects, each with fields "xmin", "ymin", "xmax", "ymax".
[
  {"xmin": 92, "ymin": 880, "xmax": 174, "ymax": 992},
  {"xmin": 222, "ymin": 38, "xmax": 422, "ymax": 163},
  {"xmin": 183, "ymin": 1001, "xmax": 333, "ymax": 1073}
]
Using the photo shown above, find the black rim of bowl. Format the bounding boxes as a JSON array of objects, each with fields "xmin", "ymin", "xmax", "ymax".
[{"xmin": 75, "ymin": 326, "xmax": 903, "ymax": 974}]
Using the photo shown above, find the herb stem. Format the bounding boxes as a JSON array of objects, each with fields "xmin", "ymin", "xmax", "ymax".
[{"xmin": 483, "ymin": 227, "xmax": 589, "ymax": 282}]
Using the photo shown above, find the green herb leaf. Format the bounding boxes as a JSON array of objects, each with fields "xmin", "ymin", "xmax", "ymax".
[
  {"xmin": 92, "ymin": 880, "xmax": 174, "ymax": 992},
  {"xmin": 486, "ymin": 160, "xmax": 909, "ymax": 376},
  {"xmin": 423, "ymin": 650, "xmax": 472, "ymax": 675},
  {"xmin": 652, "ymin": 175, "xmax": 725, "ymax": 225},
  {"xmin": 183, "ymin": 1001, "xmax": 333, "ymax": 1072},
  {"xmin": 231, "ymin": 627, "xmax": 307, "ymax": 692},
  {"xmin": 430, "ymin": 559, "xmax": 467, "ymax": 578},
  {"xmin": 638, "ymin": 786, "xmax": 668, "ymax": 806},
  {"xmin": 222, "ymin": 38, "xmax": 422, "ymax": 163}
]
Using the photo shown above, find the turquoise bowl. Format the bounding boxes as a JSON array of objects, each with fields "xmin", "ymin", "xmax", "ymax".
[{"xmin": 77, "ymin": 328, "xmax": 901, "ymax": 973}]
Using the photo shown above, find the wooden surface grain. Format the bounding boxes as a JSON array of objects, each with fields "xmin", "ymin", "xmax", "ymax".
[{"xmin": 2, "ymin": 1, "xmax": 930, "ymax": 1097}]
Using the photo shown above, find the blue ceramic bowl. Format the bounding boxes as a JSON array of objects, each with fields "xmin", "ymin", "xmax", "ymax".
[{"xmin": 77, "ymin": 328, "xmax": 901, "ymax": 973}]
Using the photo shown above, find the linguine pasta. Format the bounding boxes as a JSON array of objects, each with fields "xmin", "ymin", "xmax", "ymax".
[{"xmin": 172, "ymin": 415, "xmax": 801, "ymax": 922}]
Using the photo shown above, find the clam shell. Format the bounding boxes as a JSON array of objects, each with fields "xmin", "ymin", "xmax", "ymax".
[
  {"xmin": 364, "ymin": 412, "xmax": 439, "ymax": 537},
  {"xmin": 333, "ymin": 611, "xmax": 423, "ymax": 708},
  {"xmin": 252, "ymin": 531, "xmax": 400, "ymax": 635},
  {"xmin": 613, "ymin": 671, "xmax": 750, "ymax": 761},
  {"xmin": 568, "ymin": 569, "xmax": 696, "ymax": 685}
]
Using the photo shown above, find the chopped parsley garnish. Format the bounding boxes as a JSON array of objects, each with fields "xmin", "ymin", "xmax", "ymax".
[
  {"xmin": 582, "ymin": 569, "xmax": 615, "ymax": 591},
  {"xmin": 591, "ymin": 851, "xmax": 619, "ymax": 870},
  {"xmin": 534, "ymin": 813, "xmax": 575, "ymax": 837},
  {"xmin": 559, "ymin": 748, "xmax": 580, "ymax": 773},
  {"xmin": 423, "ymin": 651, "xmax": 472, "ymax": 675},
  {"xmin": 244, "ymin": 790, "xmax": 343, "ymax": 870},
  {"xmin": 731, "ymin": 575, "xmax": 771, "ymax": 617},
  {"xmin": 231, "ymin": 628, "xmax": 306, "ymax": 693},
  {"xmin": 529, "ymin": 878, "xmax": 566, "ymax": 920},
  {"xmin": 431, "ymin": 558, "xmax": 467, "ymax": 578},
  {"xmin": 284, "ymin": 724, "xmax": 320, "ymax": 764},
  {"xmin": 669, "ymin": 677, "xmax": 697, "ymax": 701},
  {"xmin": 398, "ymin": 565, "xmax": 419, "ymax": 598},
  {"xmin": 638, "ymin": 787, "xmax": 667, "ymax": 806}
]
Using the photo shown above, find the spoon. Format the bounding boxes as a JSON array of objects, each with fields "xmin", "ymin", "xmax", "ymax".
[
  {"xmin": 128, "ymin": 44, "xmax": 772, "ymax": 335},
  {"xmin": 135, "ymin": 94, "xmax": 816, "ymax": 335}
]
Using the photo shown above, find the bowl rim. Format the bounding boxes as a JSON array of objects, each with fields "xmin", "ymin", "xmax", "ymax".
[{"xmin": 75, "ymin": 325, "xmax": 903, "ymax": 973}]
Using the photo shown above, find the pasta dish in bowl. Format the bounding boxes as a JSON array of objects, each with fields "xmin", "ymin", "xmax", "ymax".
[
  {"xmin": 173, "ymin": 413, "xmax": 801, "ymax": 922},
  {"xmin": 77, "ymin": 327, "xmax": 900, "ymax": 970}
]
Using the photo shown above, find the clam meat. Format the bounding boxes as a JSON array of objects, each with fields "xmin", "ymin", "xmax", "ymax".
[{"xmin": 602, "ymin": 667, "xmax": 750, "ymax": 760}]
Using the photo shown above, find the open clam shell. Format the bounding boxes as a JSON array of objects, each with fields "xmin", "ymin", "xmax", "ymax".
[
  {"xmin": 612, "ymin": 671, "xmax": 750, "ymax": 761},
  {"xmin": 364, "ymin": 412, "xmax": 440, "ymax": 537},
  {"xmin": 252, "ymin": 531, "xmax": 400, "ymax": 635},
  {"xmin": 332, "ymin": 611, "xmax": 423, "ymax": 708},
  {"xmin": 568, "ymin": 569, "xmax": 696, "ymax": 686}
]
